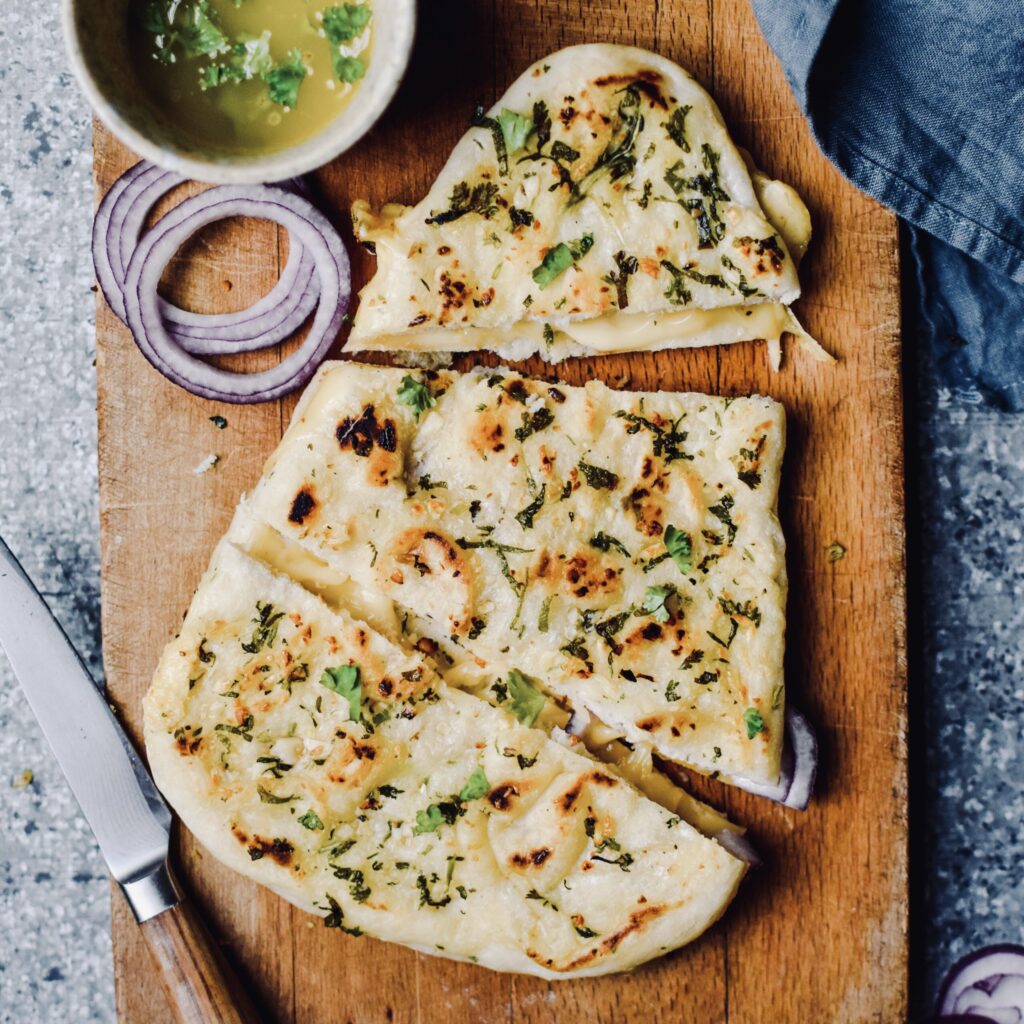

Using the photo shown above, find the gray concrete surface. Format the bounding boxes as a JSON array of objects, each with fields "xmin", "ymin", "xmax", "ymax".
[{"xmin": 0, "ymin": 6, "xmax": 1020, "ymax": 1022}]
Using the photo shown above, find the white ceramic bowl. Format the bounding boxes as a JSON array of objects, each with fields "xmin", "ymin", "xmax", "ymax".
[{"xmin": 62, "ymin": 0, "xmax": 416, "ymax": 184}]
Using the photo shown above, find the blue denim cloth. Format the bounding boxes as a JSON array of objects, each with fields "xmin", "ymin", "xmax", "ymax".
[{"xmin": 751, "ymin": 0, "xmax": 1024, "ymax": 409}]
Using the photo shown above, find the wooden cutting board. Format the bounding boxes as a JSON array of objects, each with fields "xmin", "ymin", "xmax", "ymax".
[{"xmin": 94, "ymin": 1, "xmax": 907, "ymax": 1020}]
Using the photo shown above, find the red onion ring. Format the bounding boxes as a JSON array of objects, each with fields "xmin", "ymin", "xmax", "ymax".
[
  {"xmin": 93, "ymin": 161, "xmax": 320, "ymax": 354},
  {"xmin": 728, "ymin": 706, "xmax": 818, "ymax": 810},
  {"xmin": 123, "ymin": 187, "xmax": 350, "ymax": 403},
  {"xmin": 713, "ymin": 828, "xmax": 761, "ymax": 867},
  {"xmin": 937, "ymin": 945, "xmax": 1024, "ymax": 1023}
]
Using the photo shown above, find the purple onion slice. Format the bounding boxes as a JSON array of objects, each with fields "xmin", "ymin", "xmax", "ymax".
[
  {"xmin": 728, "ymin": 705, "xmax": 818, "ymax": 810},
  {"xmin": 937, "ymin": 945, "xmax": 1024, "ymax": 1024},
  {"xmin": 123, "ymin": 187, "xmax": 350, "ymax": 403},
  {"xmin": 92, "ymin": 161, "xmax": 320, "ymax": 354}
]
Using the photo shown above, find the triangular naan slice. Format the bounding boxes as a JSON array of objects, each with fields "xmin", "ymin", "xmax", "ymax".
[
  {"xmin": 349, "ymin": 43, "xmax": 824, "ymax": 366},
  {"xmin": 144, "ymin": 542, "xmax": 745, "ymax": 977},
  {"xmin": 240, "ymin": 361, "xmax": 787, "ymax": 789}
]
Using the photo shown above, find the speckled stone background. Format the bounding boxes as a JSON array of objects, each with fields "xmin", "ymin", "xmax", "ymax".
[{"xmin": 0, "ymin": 7, "xmax": 1020, "ymax": 1024}]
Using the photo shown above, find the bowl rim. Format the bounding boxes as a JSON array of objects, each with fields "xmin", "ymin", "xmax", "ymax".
[{"xmin": 62, "ymin": 0, "xmax": 417, "ymax": 185}]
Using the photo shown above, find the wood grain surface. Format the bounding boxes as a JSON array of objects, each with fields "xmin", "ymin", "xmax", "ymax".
[{"xmin": 94, "ymin": 1, "xmax": 908, "ymax": 1021}]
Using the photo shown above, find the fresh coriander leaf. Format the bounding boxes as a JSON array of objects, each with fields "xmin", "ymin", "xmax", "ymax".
[
  {"xmin": 743, "ymin": 707, "xmax": 765, "ymax": 739},
  {"xmin": 378, "ymin": 785, "xmax": 403, "ymax": 799},
  {"xmin": 665, "ymin": 679, "xmax": 681, "ymax": 702},
  {"xmin": 264, "ymin": 49, "xmax": 306, "ymax": 108},
  {"xmin": 506, "ymin": 668, "xmax": 545, "ymax": 726},
  {"xmin": 320, "ymin": 664, "xmax": 362, "ymax": 723},
  {"xmin": 718, "ymin": 597, "xmax": 762, "ymax": 627},
  {"xmin": 458, "ymin": 766, "xmax": 489, "ymax": 802},
  {"xmin": 298, "ymin": 810, "xmax": 324, "ymax": 830},
  {"xmin": 532, "ymin": 233, "xmax": 594, "ymax": 288},
  {"xmin": 517, "ymin": 753, "xmax": 538, "ymax": 769},
  {"xmin": 663, "ymin": 524, "xmax": 693, "ymax": 574},
  {"xmin": 643, "ymin": 584, "xmax": 675, "ymax": 623},
  {"xmin": 322, "ymin": 3, "xmax": 371, "ymax": 43},
  {"xmin": 397, "ymin": 375, "xmax": 435, "ymax": 418},
  {"xmin": 510, "ymin": 206, "xmax": 534, "ymax": 228},
  {"xmin": 414, "ymin": 805, "xmax": 445, "ymax": 835},
  {"xmin": 497, "ymin": 108, "xmax": 532, "ymax": 155}
]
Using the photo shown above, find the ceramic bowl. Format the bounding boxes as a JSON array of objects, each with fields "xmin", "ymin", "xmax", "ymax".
[{"xmin": 62, "ymin": 0, "xmax": 416, "ymax": 184}]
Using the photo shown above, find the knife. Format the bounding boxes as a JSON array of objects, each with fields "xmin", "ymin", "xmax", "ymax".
[{"xmin": 0, "ymin": 534, "xmax": 263, "ymax": 1024}]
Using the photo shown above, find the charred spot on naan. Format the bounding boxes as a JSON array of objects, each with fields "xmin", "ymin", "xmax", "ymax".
[
  {"xmin": 336, "ymin": 405, "xmax": 402, "ymax": 486},
  {"xmin": 386, "ymin": 527, "xmax": 474, "ymax": 634},
  {"xmin": 288, "ymin": 487, "xmax": 317, "ymax": 526}
]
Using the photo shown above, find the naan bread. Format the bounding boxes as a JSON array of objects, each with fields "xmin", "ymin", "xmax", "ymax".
[
  {"xmin": 144, "ymin": 542, "xmax": 745, "ymax": 977},
  {"xmin": 349, "ymin": 43, "xmax": 823, "ymax": 366},
  {"xmin": 240, "ymin": 361, "xmax": 787, "ymax": 789}
]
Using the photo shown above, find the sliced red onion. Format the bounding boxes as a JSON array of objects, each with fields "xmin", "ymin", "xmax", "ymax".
[
  {"xmin": 123, "ymin": 187, "xmax": 350, "ymax": 403},
  {"xmin": 937, "ymin": 945, "xmax": 1024, "ymax": 1024},
  {"xmin": 93, "ymin": 161, "xmax": 320, "ymax": 354},
  {"xmin": 565, "ymin": 707, "xmax": 591, "ymax": 737},
  {"xmin": 728, "ymin": 705, "xmax": 818, "ymax": 810},
  {"xmin": 713, "ymin": 828, "xmax": 761, "ymax": 867}
]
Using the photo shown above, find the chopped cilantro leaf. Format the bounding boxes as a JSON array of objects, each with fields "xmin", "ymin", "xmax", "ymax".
[
  {"xmin": 320, "ymin": 664, "xmax": 362, "ymax": 723},
  {"xmin": 515, "ymin": 485, "xmax": 546, "ymax": 529},
  {"xmin": 665, "ymin": 104, "xmax": 693, "ymax": 152},
  {"xmin": 532, "ymin": 234, "xmax": 594, "ymax": 288},
  {"xmin": 298, "ymin": 810, "xmax": 324, "ymax": 830},
  {"xmin": 506, "ymin": 669, "xmax": 545, "ymax": 726},
  {"xmin": 664, "ymin": 525, "xmax": 693, "ymax": 574},
  {"xmin": 425, "ymin": 180, "xmax": 500, "ymax": 225},
  {"xmin": 264, "ymin": 50, "xmax": 306, "ymax": 108},
  {"xmin": 744, "ymin": 707, "xmax": 765, "ymax": 739},
  {"xmin": 458, "ymin": 766, "xmax": 489, "ymax": 802},
  {"xmin": 322, "ymin": 3, "xmax": 371, "ymax": 44},
  {"xmin": 397, "ymin": 375, "xmax": 435, "ymax": 418},
  {"xmin": 643, "ymin": 584, "xmax": 676, "ymax": 623},
  {"xmin": 333, "ymin": 55, "xmax": 366, "ymax": 83}
]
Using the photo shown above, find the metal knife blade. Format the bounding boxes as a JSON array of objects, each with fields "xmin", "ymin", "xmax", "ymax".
[{"xmin": 0, "ymin": 533, "xmax": 177, "ymax": 919}]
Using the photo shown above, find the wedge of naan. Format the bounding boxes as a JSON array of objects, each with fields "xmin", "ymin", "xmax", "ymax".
[
  {"xmin": 349, "ymin": 43, "xmax": 824, "ymax": 367},
  {"xmin": 239, "ymin": 361, "xmax": 787, "ymax": 790},
  {"xmin": 144, "ymin": 542, "xmax": 745, "ymax": 977}
]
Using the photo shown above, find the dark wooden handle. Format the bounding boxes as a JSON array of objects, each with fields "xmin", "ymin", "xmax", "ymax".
[{"xmin": 139, "ymin": 892, "xmax": 265, "ymax": 1024}]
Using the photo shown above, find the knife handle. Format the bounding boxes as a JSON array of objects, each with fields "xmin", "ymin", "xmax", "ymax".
[{"xmin": 138, "ymin": 869, "xmax": 265, "ymax": 1024}]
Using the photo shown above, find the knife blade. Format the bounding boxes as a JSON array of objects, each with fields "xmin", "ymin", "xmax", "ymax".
[
  {"xmin": 0, "ymin": 532, "xmax": 263, "ymax": 1023},
  {"xmin": 0, "ymin": 533, "xmax": 176, "ymax": 921}
]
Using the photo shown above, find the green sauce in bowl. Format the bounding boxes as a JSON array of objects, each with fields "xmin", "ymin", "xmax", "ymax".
[{"xmin": 130, "ymin": 0, "xmax": 374, "ymax": 156}]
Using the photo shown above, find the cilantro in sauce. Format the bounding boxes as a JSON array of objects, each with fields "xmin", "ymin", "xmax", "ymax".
[
  {"xmin": 264, "ymin": 50, "xmax": 307, "ymax": 108},
  {"xmin": 322, "ymin": 3, "xmax": 371, "ymax": 44}
]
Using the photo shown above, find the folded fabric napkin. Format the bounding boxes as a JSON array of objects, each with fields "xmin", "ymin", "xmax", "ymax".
[{"xmin": 752, "ymin": 0, "xmax": 1024, "ymax": 409}]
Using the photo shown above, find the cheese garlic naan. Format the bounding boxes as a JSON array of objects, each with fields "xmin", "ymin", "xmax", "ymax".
[
  {"xmin": 144, "ymin": 542, "xmax": 745, "ymax": 977},
  {"xmin": 239, "ymin": 361, "xmax": 788, "ymax": 789},
  {"xmin": 349, "ymin": 43, "xmax": 825, "ymax": 367}
]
